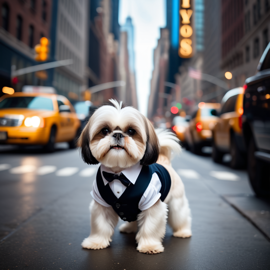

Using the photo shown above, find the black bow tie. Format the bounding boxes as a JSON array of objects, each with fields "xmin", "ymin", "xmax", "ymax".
[{"xmin": 102, "ymin": 171, "xmax": 131, "ymax": 187}]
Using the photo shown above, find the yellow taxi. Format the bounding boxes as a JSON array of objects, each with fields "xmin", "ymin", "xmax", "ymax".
[
  {"xmin": 185, "ymin": 102, "xmax": 220, "ymax": 154},
  {"xmin": 0, "ymin": 92, "xmax": 81, "ymax": 152},
  {"xmin": 171, "ymin": 116, "xmax": 189, "ymax": 144},
  {"xmin": 211, "ymin": 87, "xmax": 245, "ymax": 168}
]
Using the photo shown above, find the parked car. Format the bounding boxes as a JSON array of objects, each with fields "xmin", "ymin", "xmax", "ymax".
[
  {"xmin": 73, "ymin": 101, "xmax": 97, "ymax": 129},
  {"xmin": 171, "ymin": 116, "xmax": 189, "ymax": 144},
  {"xmin": 185, "ymin": 102, "xmax": 220, "ymax": 154},
  {"xmin": 211, "ymin": 87, "xmax": 246, "ymax": 168},
  {"xmin": 242, "ymin": 42, "xmax": 270, "ymax": 197},
  {"xmin": 0, "ymin": 92, "xmax": 81, "ymax": 152}
]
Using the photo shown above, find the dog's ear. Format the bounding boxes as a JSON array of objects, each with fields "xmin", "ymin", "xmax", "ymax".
[
  {"xmin": 77, "ymin": 122, "xmax": 99, "ymax": 165},
  {"xmin": 140, "ymin": 117, "xmax": 159, "ymax": 166}
]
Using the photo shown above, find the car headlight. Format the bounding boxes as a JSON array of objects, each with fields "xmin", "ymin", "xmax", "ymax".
[
  {"xmin": 24, "ymin": 116, "xmax": 44, "ymax": 127},
  {"xmin": 177, "ymin": 126, "xmax": 186, "ymax": 133}
]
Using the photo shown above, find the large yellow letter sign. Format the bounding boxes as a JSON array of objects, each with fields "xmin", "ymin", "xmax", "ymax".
[{"xmin": 179, "ymin": 0, "xmax": 193, "ymax": 58}]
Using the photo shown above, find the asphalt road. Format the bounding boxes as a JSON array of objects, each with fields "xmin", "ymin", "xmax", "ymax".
[{"xmin": 0, "ymin": 144, "xmax": 269, "ymax": 270}]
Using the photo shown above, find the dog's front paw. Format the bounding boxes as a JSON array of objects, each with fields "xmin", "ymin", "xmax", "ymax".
[
  {"xmin": 119, "ymin": 222, "xmax": 137, "ymax": 233},
  {"xmin": 173, "ymin": 229, "xmax": 192, "ymax": 238},
  {"xmin": 137, "ymin": 242, "xmax": 164, "ymax": 255},
  {"xmin": 81, "ymin": 236, "xmax": 110, "ymax": 250}
]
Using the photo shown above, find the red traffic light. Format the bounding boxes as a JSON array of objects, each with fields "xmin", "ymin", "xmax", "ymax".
[
  {"xmin": 12, "ymin": 77, "xmax": 18, "ymax": 84},
  {"xmin": 171, "ymin": 106, "xmax": 179, "ymax": 114}
]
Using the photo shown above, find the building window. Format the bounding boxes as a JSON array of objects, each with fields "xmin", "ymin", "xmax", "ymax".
[
  {"xmin": 257, "ymin": 0, "xmax": 261, "ymax": 19},
  {"xmin": 245, "ymin": 11, "xmax": 251, "ymax": 32},
  {"xmin": 16, "ymin": 15, "xmax": 23, "ymax": 40},
  {"xmin": 30, "ymin": 0, "xmax": 36, "ymax": 11},
  {"xmin": 1, "ymin": 3, "xmax": 9, "ymax": 31},
  {"xmin": 29, "ymin": 25, "xmax": 34, "ymax": 48},
  {"xmin": 42, "ymin": 0, "xmax": 47, "ymax": 22},
  {"xmin": 245, "ymin": 13, "xmax": 248, "ymax": 33},
  {"xmin": 266, "ymin": 0, "xmax": 270, "ymax": 11},
  {"xmin": 253, "ymin": 4, "xmax": 257, "ymax": 25},
  {"xmin": 263, "ymin": 28, "xmax": 269, "ymax": 49},
  {"xmin": 248, "ymin": 11, "xmax": 250, "ymax": 31},
  {"xmin": 246, "ymin": 46, "xmax": 250, "ymax": 62},
  {"xmin": 254, "ymin": 38, "xmax": 260, "ymax": 58}
]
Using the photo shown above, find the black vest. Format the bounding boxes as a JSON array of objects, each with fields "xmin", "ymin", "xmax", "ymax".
[{"xmin": 96, "ymin": 163, "xmax": 171, "ymax": 222}]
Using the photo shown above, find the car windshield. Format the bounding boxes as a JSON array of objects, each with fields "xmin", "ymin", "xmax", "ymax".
[
  {"xmin": 0, "ymin": 96, "xmax": 54, "ymax": 111},
  {"xmin": 74, "ymin": 102, "xmax": 90, "ymax": 115},
  {"xmin": 173, "ymin": 117, "xmax": 186, "ymax": 123},
  {"xmin": 200, "ymin": 108, "xmax": 217, "ymax": 118},
  {"xmin": 173, "ymin": 116, "xmax": 188, "ymax": 126}
]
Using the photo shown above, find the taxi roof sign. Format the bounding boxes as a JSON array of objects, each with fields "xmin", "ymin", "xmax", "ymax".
[{"xmin": 22, "ymin": 86, "xmax": 56, "ymax": 94}]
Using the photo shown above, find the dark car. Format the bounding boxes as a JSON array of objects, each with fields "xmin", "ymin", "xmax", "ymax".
[
  {"xmin": 242, "ymin": 42, "xmax": 270, "ymax": 197},
  {"xmin": 73, "ymin": 101, "xmax": 97, "ymax": 129}
]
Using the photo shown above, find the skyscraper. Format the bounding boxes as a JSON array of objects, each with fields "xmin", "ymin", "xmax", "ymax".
[
  {"xmin": 50, "ymin": 0, "xmax": 88, "ymax": 101},
  {"xmin": 119, "ymin": 16, "xmax": 138, "ymax": 108},
  {"xmin": 121, "ymin": 17, "xmax": 135, "ymax": 73},
  {"xmin": 87, "ymin": 0, "xmax": 122, "ymax": 105}
]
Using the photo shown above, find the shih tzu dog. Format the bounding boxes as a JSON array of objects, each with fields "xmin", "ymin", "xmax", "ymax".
[{"xmin": 78, "ymin": 100, "xmax": 192, "ymax": 254}]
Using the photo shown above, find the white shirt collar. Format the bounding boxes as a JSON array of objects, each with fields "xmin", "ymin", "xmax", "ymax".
[{"xmin": 100, "ymin": 162, "xmax": 142, "ymax": 185}]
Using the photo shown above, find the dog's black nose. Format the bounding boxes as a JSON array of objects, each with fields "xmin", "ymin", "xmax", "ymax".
[{"xmin": 113, "ymin": 133, "xmax": 123, "ymax": 140}]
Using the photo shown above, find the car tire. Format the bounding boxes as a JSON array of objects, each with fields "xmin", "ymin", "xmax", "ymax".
[
  {"xmin": 191, "ymin": 142, "xmax": 201, "ymax": 155},
  {"xmin": 68, "ymin": 128, "xmax": 81, "ymax": 149},
  {"xmin": 212, "ymin": 139, "xmax": 223, "ymax": 163},
  {"xmin": 248, "ymin": 138, "xmax": 270, "ymax": 197},
  {"xmin": 44, "ymin": 127, "xmax": 56, "ymax": 153},
  {"xmin": 230, "ymin": 134, "xmax": 245, "ymax": 169}
]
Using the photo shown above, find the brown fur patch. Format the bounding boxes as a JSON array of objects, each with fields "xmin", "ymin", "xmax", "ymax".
[
  {"xmin": 140, "ymin": 116, "xmax": 159, "ymax": 165},
  {"xmin": 77, "ymin": 121, "xmax": 99, "ymax": 164}
]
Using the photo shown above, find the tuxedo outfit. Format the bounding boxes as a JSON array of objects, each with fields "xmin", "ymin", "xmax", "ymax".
[{"xmin": 91, "ymin": 162, "xmax": 171, "ymax": 222}]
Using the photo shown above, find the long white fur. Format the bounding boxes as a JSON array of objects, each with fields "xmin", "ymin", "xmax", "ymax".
[
  {"xmin": 156, "ymin": 128, "xmax": 181, "ymax": 160},
  {"xmin": 81, "ymin": 100, "xmax": 192, "ymax": 254}
]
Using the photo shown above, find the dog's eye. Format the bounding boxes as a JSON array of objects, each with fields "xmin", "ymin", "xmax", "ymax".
[
  {"xmin": 127, "ymin": 128, "xmax": 136, "ymax": 136},
  {"xmin": 101, "ymin": 128, "xmax": 110, "ymax": 135}
]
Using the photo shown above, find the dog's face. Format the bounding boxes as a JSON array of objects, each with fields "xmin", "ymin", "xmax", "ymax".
[{"xmin": 78, "ymin": 100, "xmax": 159, "ymax": 170}]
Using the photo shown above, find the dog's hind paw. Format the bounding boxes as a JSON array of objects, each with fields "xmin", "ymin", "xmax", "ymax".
[{"xmin": 81, "ymin": 236, "xmax": 110, "ymax": 250}]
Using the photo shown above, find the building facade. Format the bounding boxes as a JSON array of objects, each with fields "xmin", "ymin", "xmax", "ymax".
[
  {"xmin": 0, "ymin": 0, "xmax": 52, "ymax": 95},
  {"xmin": 201, "ymin": 0, "xmax": 223, "ymax": 103},
  {"xmin": 148, "ymin": 0, "xmax": 206, "ymax": 120},
  {"xmin": 120, "ymin": 16, "xmax": 138, "ymax": 108},
  {"xmin": 221, "ymin": 0, "xmax": 270, "ymax": 89},
  {"xmin": 87, "ymin": 0, "xmax": 121, "ymax": 106},
  {"xmin": 51, "ymin": 0, "xmax": 88, "ymax": 101},
  {"xmin": 148, "ymin": 28, "xmax": 170, "ymax": 121}
]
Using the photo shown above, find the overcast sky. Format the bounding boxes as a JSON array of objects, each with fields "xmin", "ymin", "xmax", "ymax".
[{"xmin": 119, "ymin": 0, "xmax": 166, "ymax": 115}]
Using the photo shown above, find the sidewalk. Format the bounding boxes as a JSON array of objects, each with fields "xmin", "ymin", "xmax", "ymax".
[
  {"xmin": 0, "ymin": 168, "xmax": 270, "ymax": 270},
  {"xmin": 224, "ymin": 195, "xmax": 270, "ymax": 240}
]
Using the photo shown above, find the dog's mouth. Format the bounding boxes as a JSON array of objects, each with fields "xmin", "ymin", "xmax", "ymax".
[{"xmin": 110, "ymin": 145, "xmax": 125, "ymax": 150}]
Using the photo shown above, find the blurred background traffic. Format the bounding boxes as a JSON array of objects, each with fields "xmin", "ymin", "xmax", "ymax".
[{"xmin": 0, "ymin": 0, "xmax": 270, "ymax": 197}]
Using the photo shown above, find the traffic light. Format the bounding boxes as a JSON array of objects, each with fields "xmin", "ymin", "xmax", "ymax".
[
  {"xmin": 171, "ymin": 106, "xmax": 179, "ymax": 114},
  {"xmin": 35, "ymin": 37, "xmax": 50, "ymax": 61}
]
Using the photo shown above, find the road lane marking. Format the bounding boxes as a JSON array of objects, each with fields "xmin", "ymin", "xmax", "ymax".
[
  {"xmin": 10, "ymin": 165, "xmax": 36, "ymax": 174},
  {"xmin": 37, "ymin": 166, "xmax": 57, "ymax": 175},
  {"xmin": 178, "ymin": 169, "xmax": 199, "ymax": 179},
  {"xmin": 0, "ymin": 164, "xmax": 11, "ymax": 171},
  {"xmin": 56, "ymin": 167, "xmax": 79, "ymax": 176},
  {"xmin": 79, "ymin": 167, "xmax": 97, "ymax": 177},
  {"xmin": 210, "ymin": 171, "xmax": 239, "ymax": 181}
]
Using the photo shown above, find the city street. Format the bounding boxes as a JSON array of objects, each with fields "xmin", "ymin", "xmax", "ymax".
[{"xmin": 0, "ymin": 144, "xmax": 269, "ymax": 270}]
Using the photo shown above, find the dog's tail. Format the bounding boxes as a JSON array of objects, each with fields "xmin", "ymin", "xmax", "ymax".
[{"xmin": 156, "ymin": 129, "xmax": 181, "ymax": 163}]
